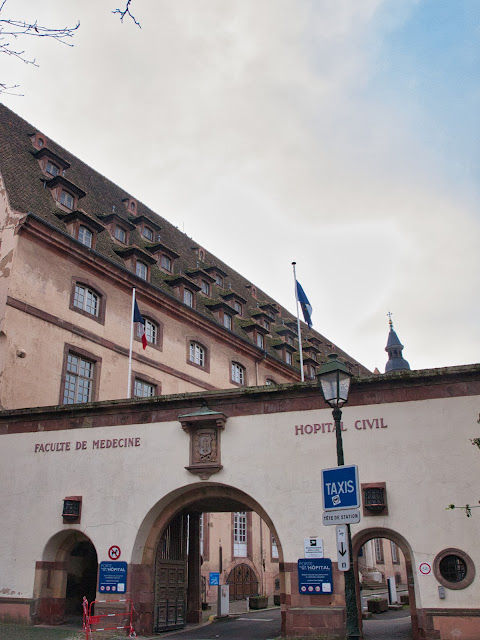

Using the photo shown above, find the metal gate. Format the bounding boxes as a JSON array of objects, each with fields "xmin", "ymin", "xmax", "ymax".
[
  {"xmin": 154, "ymin": 514, "xmax": 187, "ymax": 632},
  {"xmin": 227, "ymin": 563, "xmax": 259, "ymax": 600}
]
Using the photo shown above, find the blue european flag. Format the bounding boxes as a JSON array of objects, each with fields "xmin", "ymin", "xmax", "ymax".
[{"xmin": 296, "ymin": 281, "xmax": 312, "ymax": 328}]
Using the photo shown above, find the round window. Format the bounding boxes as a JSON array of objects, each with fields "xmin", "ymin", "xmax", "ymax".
[
  {"xmin": 439, "ymin": 555, "xmax": 467, "ymax": 583},
  {"xmin": 434, "ymin": 549, "xmax": 475, "ymax": 590}
]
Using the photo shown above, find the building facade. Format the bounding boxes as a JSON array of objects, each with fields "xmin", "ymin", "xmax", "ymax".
[
  {"xmin": 0, "ymin": 365, "xmax": 479, "ymax": 639},
  {"xmin": 0, "ymin": 104, "xmax": 366, "ymax": 413}
]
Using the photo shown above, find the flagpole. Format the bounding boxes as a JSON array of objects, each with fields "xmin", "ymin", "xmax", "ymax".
[
  {"xmin": 292, "ymin": 262, "xmax": 305, "ymax": 382},
  {"xmin": 128, "ymin": 287, "xmax": 136, "ymax": 398}
]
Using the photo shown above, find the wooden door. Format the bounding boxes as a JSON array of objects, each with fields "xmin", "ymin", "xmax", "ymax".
[
  {"xmin": 227, "ymin": 563, "xmax": 259, "ymax": 600},
  {"xmin": 154, "ymin": 514, "xmax": 187, "ymax": 632}
]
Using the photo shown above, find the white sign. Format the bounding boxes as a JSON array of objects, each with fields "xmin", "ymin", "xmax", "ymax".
[
  {"xmin": 336, "ymin": 525, "xmax": 350, "ymax": 571},
  {"xmin": 322, "ymin": 508, "xmax": 361, "ymax": 526},
  {"xmin": 304, "ymin": 537, "xmax": 324, "ymax": 558},
  {"xmin": 419, "ymin": 562, "xmax": 432, "ymax": 575}
]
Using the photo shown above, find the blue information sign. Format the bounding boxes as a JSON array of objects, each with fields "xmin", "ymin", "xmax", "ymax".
[
  {"xmin": 298, "ymin": 559, "xmax": 333, "ymax": 594},
  {"xmin": 209, "ymin": 572, "xmax": 220, "ymax": 586},
  {"xmin": 321, "ymin": 465, "xmax": 360, "ymax": 511},
  {"xmin": 98, "ymin": 561, "xmax": 127, "ymax": 594}
]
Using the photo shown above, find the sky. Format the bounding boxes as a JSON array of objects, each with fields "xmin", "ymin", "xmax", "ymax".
[{"xmin": 1, "ymin": 0, "xmax": 479, "ymax": 373}]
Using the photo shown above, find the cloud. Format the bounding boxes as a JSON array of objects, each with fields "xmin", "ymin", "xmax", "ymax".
[{"xmin": 2, "ymin": 0, "xmax": 478, "ymax": 372}]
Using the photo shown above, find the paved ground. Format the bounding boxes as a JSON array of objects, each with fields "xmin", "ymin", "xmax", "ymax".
[
  {"xmin": 363, "ymin": 610, "xmax": 412, "ymax": 639},
  {"xmin": 0, "ymin": 597, "xmax": 413, "ymax": 640}
]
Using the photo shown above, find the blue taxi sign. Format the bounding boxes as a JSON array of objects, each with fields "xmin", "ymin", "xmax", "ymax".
[{"xmin": 321, "ymin": 465, "xmax": 360, "ymax": 511}]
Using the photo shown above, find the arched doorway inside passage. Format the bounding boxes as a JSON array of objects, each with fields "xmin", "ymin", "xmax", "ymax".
[
  {"xmin": 130, "ymin": 482, "xmax": 283, "ymax": 636},
  {"xmin": 33, "ymin": 529, "xmax": 98, "ymax": 625},
  {"xmin": 352, "ymin": 527, "xmax": 419, "ymax": 640}
]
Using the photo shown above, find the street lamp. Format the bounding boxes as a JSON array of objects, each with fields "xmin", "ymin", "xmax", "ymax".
[{"xmin": 318, "ymin": 354, "xmax": 361, "ymax": 640}]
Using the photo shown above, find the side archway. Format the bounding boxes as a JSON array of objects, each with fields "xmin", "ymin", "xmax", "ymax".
[
  {"xmin": 33, "ymin": 530, "xmax": 98, "ymax": 625},
  {"xmin": 352, "ymin": 527, "xmax": 419, "ymax": 640}
]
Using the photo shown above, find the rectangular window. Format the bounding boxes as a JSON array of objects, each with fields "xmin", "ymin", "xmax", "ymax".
[
  {"xmin": 233, "ymin": 512, "xmax": 247, "ymax": 557},
  {"xmin": 374, "ymin": 538, "xmax": 384, "ymax": 563},
  {"xmin": 272, "ymin": 535, "xmax": 279, "ymax": 559},
  {"xmin": 189, "ymin": 342, "xmax": 205, "ymax": 367},
  {"xmin": 60, "ymin": 190, "xmax": 74, "ymax": 209},
  {"xmin": 134, "ymin": 378, "xmax": 155, "ymax": 398},
  {"xmin": 285, "ymin": 351, "xmax": 292, "ymax": 365},
  {"xmin": 145, "ymin": 319, "xmax": 157, "ymax": 345},
  {"xmin": 161, "ymin": 255, "xmax": 172, "ymax": 272},
  {"xmin": 215, "ymin": 275, "xmax": 223, "ymax": 287},
  {"xmin": 199, "ymin": 514, "xmax": 204, "ymax": 556},
  {"xmin": 78, "ymin": 226, "xmax": 93, "ymax": 248},
  {"xmin": 224, "ymin": 313, "xmax": 232, "ymax": 330},
  {"xmin": 231, "ymin": 362, "xmax": 244, "ymax": 385},
  {"xmin": 136, "ymin": 261, "xmax": 148, "ymax": 280},
  {"xmin": 114, "ymin": 226, "xmax": 126, "ymax": 243},
  {"xmin": 63, "ymin": 354, "xmax": 94, "ymax": 404},
  {"xmin": 234, "ymin": 301, "xmax": 242, "ymax": 315},
  {"xmin": 287, "ymin": 335, "xmax": 294, "ymax": 346},
  {"xmin": 256, "ymin": 333, "xmax": 264, "ymax": 349},
  {"xmin": 200, "ymin": 281, "xmax": 210, "ymax": 295},
  {"xmin": 74, "ymin": 284, "xmax": 99, "ymax": 316},
  {"xmin": 184, "ymin": 289, "xmax": 193, "ymax": 307},
  {"xmin": 142, "ymin": 226, "xmax": 154, "ymax": 241},
  {"xmin": 391, "ymin": 541, "xmax": 399, "ymax": 564}
]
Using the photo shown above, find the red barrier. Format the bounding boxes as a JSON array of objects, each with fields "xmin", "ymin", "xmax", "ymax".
[{"xmin": 83, "ymin": 596, "xmax": 136, "ymax": 638}]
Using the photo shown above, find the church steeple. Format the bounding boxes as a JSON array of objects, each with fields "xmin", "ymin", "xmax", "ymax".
[{"xmin": 385, "ymin": 313, "xmax": 410, "ymax": 373}]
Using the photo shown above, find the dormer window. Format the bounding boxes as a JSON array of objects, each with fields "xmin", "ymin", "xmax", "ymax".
[
  {"xmin": 46, "ymin": 161, "xmax": 59, "ymax": 176},
  {"xmin": 37, "ymin": 137, "xmax": 44, "ymax": 148},
  {"xmin": 287, "ymin": 335, "xmax": 294, "ymax": 346},
  {"xmin": 286, "ymin": 351, "xmax": 292, "ymax": 365},
  {"xmin": 78, "ymin": 225, "xmax": 93, "ymax": 248},
  {"xmin": 57, "ymin": 211, "xmax": 104, "ymax": 251},
  {"xmin": 224, "ymin": 313, "xmax": 232, "ymax": 330},
  {"xmin": 200, "ymin": 280, "xmax": 210, "ymax": 296},
  {"xmin": 161, "ymin": 255, "xmax": 172, "ymax": 272},
  {"xmin": 123, "ymin": 198, "xmax": 137, "ymax": 215},
  {"xmin": 257, "ymin": 334, "xmax": 264, "ymax": 349},
  {"xmin": 114, "ymin": 225, "xmax": 127, "ymax": 243},
  {"xmin": 215, "ymin": 274, "xmax": 223, "ymax": 287},
  {"xmin": 184, "ymin": 288, "xmax": 194, "ymax": 307},
  {"xmin": 136, "ymin": 261, "xmax": 148, "ymax": 280},
  {"xmin": 142, "ymin": 226, "xmax": 154, "ymax": 241},
  {"xmin": 60, "ymin": 190, "xmax": 74, "ymax": 210},
  {"xmin": 234, "ymin": 301, "xmax": 242, "ymax": 315}
]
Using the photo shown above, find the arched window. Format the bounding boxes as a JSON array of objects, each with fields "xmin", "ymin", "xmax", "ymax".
[
  {"xmin": 189, "ymin": 342, "xmax": 205, "ymax": 368},
  {"xmin": 231, "ymin": 362, "xmax": 245, "ymax": 385}
]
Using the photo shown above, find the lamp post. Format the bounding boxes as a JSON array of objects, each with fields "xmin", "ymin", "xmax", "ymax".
[{"xmin": 318, "ymin": 354, "xmax": 361, "ymax": 640}]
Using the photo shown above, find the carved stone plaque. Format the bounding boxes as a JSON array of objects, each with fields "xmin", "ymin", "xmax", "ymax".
[{"xmin": 178, "ymin": 405, "xmax": 227, "ymax": 480}]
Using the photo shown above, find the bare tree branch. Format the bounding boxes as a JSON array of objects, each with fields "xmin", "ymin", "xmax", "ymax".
[
  {"xmin": 0, "ymin": 0, "xmax": 80, "ymax": 93},
  {"xmin": 112, "ymin": 0, "xmax": 141, "ymax": 28}
]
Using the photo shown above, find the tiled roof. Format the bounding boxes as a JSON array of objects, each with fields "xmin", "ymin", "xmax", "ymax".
[{"xmin": 0, "ymin": 104, "xmax": 370, "ymax": 376}]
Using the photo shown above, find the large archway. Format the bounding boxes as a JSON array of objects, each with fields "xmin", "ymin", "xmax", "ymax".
[
  {"xmin": 33, "ymin": 530, "xmax": 98, "ymax": 625},
  {"xmin": 130, "ymin": 482, "xmax": 283, "ymax": 635},
  {"xmin": 352, "ymin": 527, "xmax": 418, "ymax": 640}
]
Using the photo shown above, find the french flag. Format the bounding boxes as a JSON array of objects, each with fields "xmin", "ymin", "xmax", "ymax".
[{"xmin": 134, "ymin": 300, "xmax": 147, "ymax": 349}]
